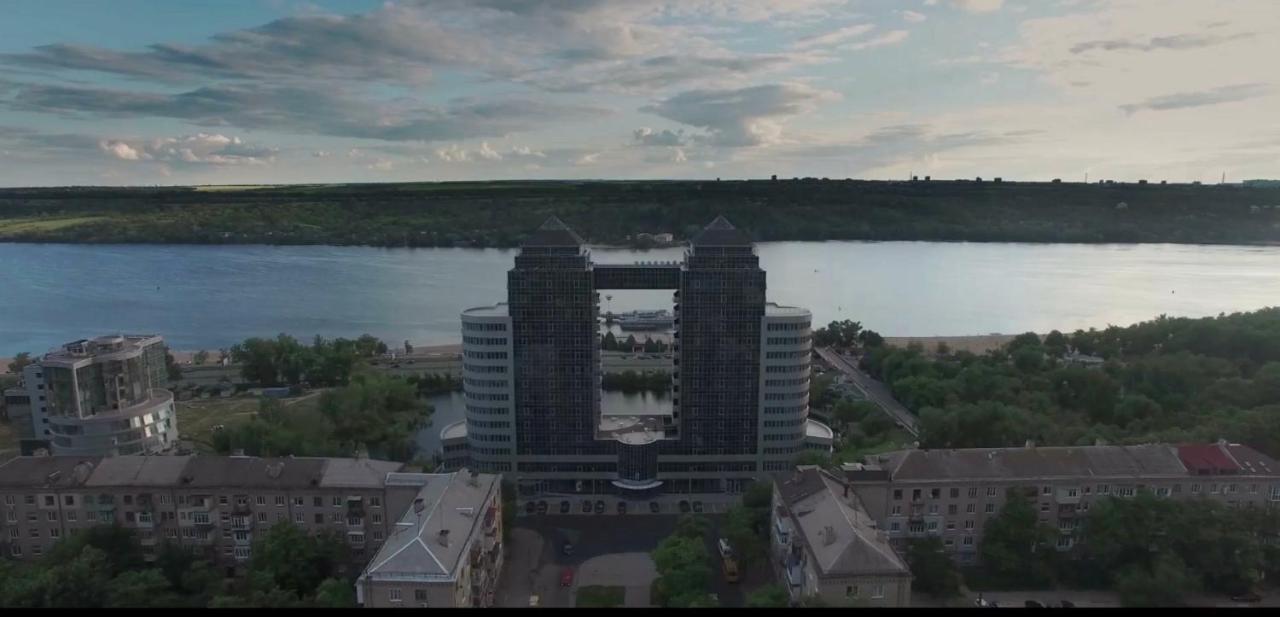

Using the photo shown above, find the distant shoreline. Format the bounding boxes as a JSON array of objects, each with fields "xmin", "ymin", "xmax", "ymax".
[{"xmin": 0, "ymin": 336, "xmax": 1018, "ymax": 376}]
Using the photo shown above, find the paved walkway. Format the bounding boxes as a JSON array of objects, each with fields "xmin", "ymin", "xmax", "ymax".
[
  {"xmin": 815, "ymin": 346, "xmax": 919, "ymax": 436},
  {"xmin": 574, "ymin": 552, "xmax": 658, "ymax": 607}
]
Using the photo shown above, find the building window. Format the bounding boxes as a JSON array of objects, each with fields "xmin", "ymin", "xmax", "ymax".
[
  {"xmin": 892, "ymin": 489, "xmax": 902, "ymax": 500},
  {"xmin": 1227, "ymin": 484, "xmax": 1237, "ymax": 494},
  {"xmin": 930, "ymin": 488, "xmax": 941, "ymax": 499},
  {"xmin": 294, "ymin": 496, "xmax": 305, "ymax": 506},
  {"xmin": 43, "ymin": 495, "xmax": 55, "ymax": 507},
  {"xmin": 25, "ymin": 495, "xmax": 35, "ymax": 505},
  {"xmin": 986, "ymin": 487, "xmax": 996, "ymax": 497},
  {"xmin": 950, "ymin": 488, "xmax": 960, "ymax": 499},
  {"xmin": 891, "ymin": 505, "xmax": 901, "ymax": 515},
  {"xmin": 256, "ymin": 496, "xmax": 266, "ymax": 506},
  {"xmin": 9, "ymin": 545, "xmax": 20, "ymax": 557},
  {"xmin": 1249, "ymin": 484, "xmax": 1258, "ymax": 494},
  {"xmin": 928, "ymin": 504, "xmax": 938, "ymax": 515},
  {"xmin": 1040, "ymin": 503, "xmax": 1050, "ymax": 512},
  {"xmin": 315, "ymin": 514, "xmax": 324, "ymax": 524},
  {"xmin": 966, "ymin": 504, "xmax": 975, "ymax": 514},
  {"xmin": 258, "ymin": 512, "xmax": 267, "ymax": 522},
  {"xmin": 963, "ymin": 536, "xmax": 974, "ymax": 546},
  {"xmin": 946, "ymin": 521, "xmax": 956, "ymax": 530},
  {"xmin": 373, "ymin": 530, "xmax": 384, "ymax": 541},
  {"xmin": 67, "ymin": 511, "xmax": 77, "ymax": 522},
  {"xmin": 947, "ymin": 504, "xmax": 957, "ymax": 515},
  {"xmin": 1191, "ymin": 484, "xmax": 1201, "ymax": 494},
  {"xmin": 219, "ymin": 496, "xmax": 228, "ymax": 506},
  {"xmin": 370, "ymin": 497, "xmax": 382, "ymax": 508},
  {"xmin": 1066, "ymin": 488, "xmax": 1078, "ymax": 498},
  {"xmin": 2, "ymin": 495, "xmax": 11, "ymax": 505},
  {"xmin": 927, "ymin": 521, "xmax": 938, "ymax": 531},
  {"xmin": 872, "ymin": 585, "xmax": 884, "ymax": 599},
  {"xmin": 889, "ymin": 522, "xmax": 900, "ymax": 532},
  {"xmin": 968, "ymin": 487, "xmax": 978, "ymax": 498},
  {"xmin": 1210, "ymin": 484, "xmax": 1220, "ymax": 494},
  {"xmin": 275, "ymin": 495, "xmax": 285, "ymax": 507},
  {"xmin": 63, "ymin": 495, "xmax": 74, "ymax": 506},
  {"xmin": 390, "ymin": 589, "xmax": 402, "ymax": 603},
  {"xmin": 47, "ymin": 511, "xmax": 58, "ymax": 521},
  {"xmin": 965, "ymin": 520, "xmax": 974, "ymax": 530},
  {"xmin": 314, "ymin": 497, "xmax": 323, "ymax": 507},
  {"xmin": 160, "ymin": 494, "xmax": 171, "ymax": 505},
  {"xmin": 1057, "ymin": 537, "xmax": 1073, "ymax": 549},
  {"xmin": 295, "ymin": 512, "xmax": 305, "ymax": 524},
  {"xmin": 332, "ymin": 496, "xmax": 342, "ymax": 507},
  {"xmin": 846, "ymin": 586, "xmax": 858, "ymax": 598},
  {"xmin": 415, "ymin": 589, "xmax": 428, "ymax": 603},
  {"xmin": 372, "ymin": 514, "xmax": 383, "ymax": 524},
  {"xmin": 1098, "ymin": 484, "xmax": 1109, "ymax": 495},
  {"xmin": 985, "ymin": 504, "xmax": 995, "ymax": 514}
]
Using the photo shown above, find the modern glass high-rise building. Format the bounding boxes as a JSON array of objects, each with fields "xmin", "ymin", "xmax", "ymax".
[{"xmin": 459, "ymin": 217, "xmax": 818, "ymax": 500}]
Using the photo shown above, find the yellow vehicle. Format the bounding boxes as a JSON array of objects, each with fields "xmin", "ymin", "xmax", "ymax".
[{"xmin": 723, "ymin": 557, "xmax": 740, "ymax": 583}]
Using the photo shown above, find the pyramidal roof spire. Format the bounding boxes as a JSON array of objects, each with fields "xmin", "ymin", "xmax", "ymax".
[
  {"xmin": 523, "ymin": 215, "xmax": 584, "ymax": 247},
  {"xmin": 691, "ymin": 214, "xmax": 753, "ymax": 247}
]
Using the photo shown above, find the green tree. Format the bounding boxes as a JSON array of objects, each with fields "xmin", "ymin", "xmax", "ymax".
[
  {"xmin": 979, "ymin": 494, "xmax": 1057, "ymax": 587},
  {"xmin": 906, "ymin": 537, "xmax": 962, "ymax": 598},
  {"xmin": 7, "ymin": 351, "xmax": 33, "ymax": 374},
  {"xmin": 858, "ymin": 330, "xmax": 885, "ymax": 348},
  {"xmin": 674, "ymin": 513, "xmax": 711, "ymax": 540},
  {"xmin": 312, "ymin": 577, "xmax": 357, "ymax": 607},
  {"xmin": 43, "ymin": 546, "xmax": 112, "ymax": 608},
  {"xmin": 794, "ymin": 449, "xmax": 832, "ymax": 467},
  {"xmin": 1043, "ymin": 330, "xmax": 1069, "ymax": 358},
  {"xmin": 47, "ymin": 524, "xmax": 144, "ymax": 577},
  {"xmin": 107, "ymin": 569, "xmax": 185, "ymax": 608},
  {"xmin": 1115, "ymin": 553, "xmax": 1198, "ymax": 607},
  {"xmin": 232, "ymin": 337, "xmax": 282, "ymax": 385},
  {"xmin": 192, "ymin": 350, "xmax": 210, "ymax": 365},
  {"xmin": 318, "ymin": 373, "xmax": 429, "ymax": 458},
  {"xmin": 602, "ymin": 331, "xmax": 618, "ymax": 351},
  {"xmin": 248, "ymin": 522, "xmax": 350, "ymax": 599},
  {"xmin": 724, "ymin": 504, "xmax": 766, "ymax": 567},
  {"xmin": 746, "ymin": 584, "xmax": 790, "ymax": 607},
  {"xmin": 164, "ymin": 351, "xmax": 183, "ymax": 382},
  {"xmin": 651, "ymin": 534, "xmax": 713, "ymax": 608}
]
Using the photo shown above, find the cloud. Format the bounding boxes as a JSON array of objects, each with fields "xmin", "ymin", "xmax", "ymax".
[
  {"xmin": 575, "ymin": 152, "xmax": 601, "ymax": 165},
  {"xmin": 642, "ymin": 83, "xmax": 839, "ymax": 147},
  {"xmin": 632, "ymin": 127, "xmax": 688, "ymax": 147},
  {"xmin": 951, "ymin": 0, "xmax": 1004, "ymax": 13},
  {"xmin": 1070, "ymin": 32, "xmax": 1255, "ymax": 54},
  {"xmin": 1119, "ymin": 83, "xmax": 1270, "ymax": 114},
  {"xmin": 842, "ymin": 30, "xmax": 910, "ymax": 51},
  {"xmin": 434, "ymin": 142, "xmax": 548, "ymax": 163},
  {"xmin": 98, "ymin": 133, "xmax": 277, "ymax": 166},
  {"xmin": 6, "ymin": 82, "xmax": 609, "ymax": 143},
  {"xmin": 902, "ymin": 10, "xmax": 928, "ymax": 23},
  {"xmin": 791, "ymin": 24, "xmax": 875, "ymax": 50}
]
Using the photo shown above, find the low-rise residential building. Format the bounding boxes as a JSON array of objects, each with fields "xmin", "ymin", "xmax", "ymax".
[
  {"xmin": 20, "ymin": 335, "xmax": 177, "ymax": 456},
  {"xmin": 356, "ymin": 470, "xmax": 502, "ymax": 608},
  {"xmin": 842, "ymin": 441, "xmax": 1280, "ymax": 565},
  {"xmin": 771, "ymin": 467, "xmax": 912, "ymax": 607},
  {"xmin": 0, "ymin": 454, "xmax": 416, "ymax": 570}
]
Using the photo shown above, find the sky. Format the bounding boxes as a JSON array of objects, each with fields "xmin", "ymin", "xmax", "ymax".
[{"xmin": 0, "ymin": 0, "xmax": 1277, "ymax": 186}]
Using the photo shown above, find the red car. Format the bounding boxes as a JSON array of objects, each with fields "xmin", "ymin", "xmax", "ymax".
[{"xmin": 560, "ymin": 567, "xmax": 574, "ymax": 587}]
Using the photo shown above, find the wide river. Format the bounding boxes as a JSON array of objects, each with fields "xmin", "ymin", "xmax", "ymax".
[{"xmin": 3, "ymin": 241, "xmax": 1280, "ymax": 356}]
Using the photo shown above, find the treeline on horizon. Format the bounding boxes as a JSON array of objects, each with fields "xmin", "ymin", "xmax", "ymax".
[{"xmin": 3, "ymin": 178, "xmax": 1280, "ymax": 247}]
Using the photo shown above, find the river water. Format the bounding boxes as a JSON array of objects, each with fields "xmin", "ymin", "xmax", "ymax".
[{"xmin": 3, "ymin": 241, "xmax": 1280, "ymax": 356}]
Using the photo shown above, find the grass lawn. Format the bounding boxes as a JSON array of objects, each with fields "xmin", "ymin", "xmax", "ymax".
[
  {"xmin": 577, "ymin": 585, "xmax": 626, "ymax": 608},
  {"xmin": 835, "ymin": 427, "xmax": 915, "ymax": 463},
  {"xmin": 175, "ymin": 396, "xmax": 260, "ymax": 451},
  {"xmin": 0, "ymin": 216, "xmax": 107, "ymax": 235}
]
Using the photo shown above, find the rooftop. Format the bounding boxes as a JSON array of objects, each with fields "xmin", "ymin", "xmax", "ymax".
[
  {"xmin": 84, "ymin": 455, "xmax": 191, "ymax": 487},
  {"xmin": 318, "ymin": 458, "xmax": 406, "ymax": 488},
  {"xmin": 766, "ymin": 302, "xmax": 811, "ymax": 317},
  {"xmin": 690, "ymin": 215, "xmax": 753, "ymax": 247},
  {"xmin": 805, "ymin": 418, "xmax": 834, "ymax": 441},
  {"xmin": 462, "ymin": 302, "xmax": 508, "ymax": 317},
  {"xmin": 522, "ymin": 216, "xmax": 585, "ymax": 248},
  {"xmin": 874, "ymin": 443, "xmax": 1191, "ymax": 482},
  {"xmin": 440, "ymin": 420, "xmax": 468, "ymax": 442},
  {"xmin": 40, "ymin": 334, "xmax": 163, "ymax": 365},
  {"xmin": 776, "ymin": 467, "xmax": 909, "ymax": 578},
  {"xmin": 0, "ymin": 456, "xmax": 101, "ymax": 488},
  {"xmin": 361, "ymin": 470, "xmax": 499, "ymax": 582}
]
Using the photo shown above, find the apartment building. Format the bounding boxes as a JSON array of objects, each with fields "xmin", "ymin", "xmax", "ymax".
[
  {"xmin": 0, "ymin": 454, "xmax": 422, "ymax": 571},
  {"xmin": 451, "ymin": 216, "xmax": 831, "ymax": 505},
  {"xmin": 842, "ymin": 441, "xmax": 1280, "ymax": 564},
  {"xmin": 771, "ymin": 467, "xmax": 912, "ymax": 607},
  {"xmin": 20, "ymin": 334, "xmax": 177, "ymax": 456},
  {"xmin": 356, "ymin": 470, "xmax": 502, "ymax": 608}
]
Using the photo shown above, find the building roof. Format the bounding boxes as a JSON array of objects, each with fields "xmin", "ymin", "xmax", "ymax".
[
  {"xmin": 776, "ymin": 467, "xmax": 909, "ymax": 578},
  {"xmin": 0, "ymin": 456, "xmax": 101, "ymax": 488},
  {"xmin": 690, "ymin": 215, "xmax": 753, "ymax": 247},
  {"xmin": 176, "ymin": 456, "xmax": 328, "ymax": 489},
  {"xmin": 83, "ymin": 455, "xmax": 191, "ymax": 487},
  {"xmin": 522, "ymin": 216, "xmax": 585, "ymax": 247},
  {"xmin": 876, "ymin": 444, "xmax": 1189, "ymax": 482},
  {"xmin": 361, "ymin": 470, "xmax": 499, "ymax": 582},
  {"xmin": 1176, "ymin": 443, "xmax": 1240, "ymax": 475},
  {"xmin": 318, "ymin": 458, "xmax": 405, "ymax": 488},
  {"xmin": 1224, "ymin": 444, "xmax": 1278, "ymax": 476}
]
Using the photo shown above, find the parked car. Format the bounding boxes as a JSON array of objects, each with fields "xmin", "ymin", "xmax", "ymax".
[
  {"xmin": 1024, "ymin": 600, "xmax": 1045, "ymax": 608},
  {"xmin": 562, "ymin": 541, "xmax": 574, "ymax": 556},
  {"xmin": 723, "ymin": 558, "xmax": 739, "ymax": 584},
  {"xmin": 717, "ymin": 538, "xmax": 733, "ymax": 559},
  {"xmin": 559, "ymin": 500, "xmax": 571, "ymax": 514},
  {"xmin": 560, "ymin": 567, "xmax": 574, "ymax": 587},
  {"xmin": 617, "ymin": 501, "xmax": 627, "ymax": 515},
  {"xmin": 692, "ymin": 501, "xmax": 704, "ymax": 513},
  {"xmin": 678, "ymin": 500, "xmax": 691, "ymax": 513},
  {"xmin": 1231, "ymin": 592, "xmax": 1262, "ymax": 603},
  {"xmin": 1060, "ymin": 600, "xmax": 1076, "ymax": 608},
  {"xmin": 649, "ymin": 501, "xmax": 661, "ymax": 514},
  {"xmin": 581, "ymin": 500, "xmax": 592, "ymax": 513},
  {"xmin": 529, "ymin": 595, "xmax": 539, "ymax": 607},
  {"xmin": 594, "ymin": 500, "xmax": 605, "ymax": 514},
  {"xmin": 536, "ymin": 501, "xmax": 548, "ymax": 515}
]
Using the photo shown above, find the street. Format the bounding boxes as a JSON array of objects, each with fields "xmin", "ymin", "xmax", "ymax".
[{"xmin": 814, "ymin": 346, "xmax": 919, "ymax": 437}]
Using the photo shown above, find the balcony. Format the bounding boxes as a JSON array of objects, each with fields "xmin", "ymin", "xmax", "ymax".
[
  {"xmin": 1055, "ymin": 491, "xmax": 1082, "ymax": 505},
  {"xmin": 232, "ymin": 502, "xmax": 252, "ymax": 515}
]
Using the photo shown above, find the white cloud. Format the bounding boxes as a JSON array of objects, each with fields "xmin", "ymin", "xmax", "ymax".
[
  {"xmin": 842, "ymin": 30, "xmax": 910, "ymax": 51},
  {"xmin": 575, "ymin": 152, "xmax": 601, "ymax": 165},
  {"xmin": 642, "ymin": 82, "xmax": 840, "ymax": 147},
  {"xmin": 99, "ymin": 133, "xmax": 274, "ymax": 166},
  {"xmin": 312, "ymin": 150, "xmax": 330, "ymax": 158},
  {"xmin": 951, "ymin": 0, "xmax": 1004, "ymax": 13},
  {"xmin": 902, "ymin": 10, "xmax": 928, "ymax": 23},
  {"xmin": 99, "ymin": 141, "xmax": 145, "ymax": 161},
  {"xmin": 791, "ymin": 23, "xmax": 875, "ymax": 50}
]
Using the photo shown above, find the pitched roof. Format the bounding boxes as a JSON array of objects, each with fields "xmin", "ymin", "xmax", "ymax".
[
  {"xmin": 317, "ymin": 458, "xmax": 405, "ymax": 488},
  {"xmin": 522, "ymin": 216, "xmax": 584, "ymax": 247},
  {"xmin": 0, "ymin": 456, "xmax": 101, "ymax": 488},
  {"xmin": 1224, "ymin": 444, "xmax": 1279, "ymax": 476},
  {"xmin": 690, "ymin": 215, "xmax": 753, "ymax": 247},
  {"xmin": 1177, "ymin": 443, "xmax": 1243, "ymax": 475},
  {"xmin": 83, "ymin": 455, "xmax": 191, "ymax": 486},
  {"xmin": 777, "ymin": 467, "xmax": 909, "ymax": 578},
  {"xmin": 878, "ymin": 444, "xmax": 1188, "ymax": 482},
  {"xmin": 362, "ymin": 470, "xmax": 499, "ymax": 581},
  {"xmin": 178, "ymin": 456, "xmax": 327, "ymax": 489}
]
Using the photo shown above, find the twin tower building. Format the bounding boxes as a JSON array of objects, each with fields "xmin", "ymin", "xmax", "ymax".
[{"xmin": 454, "ymin": 216, "xmax": 828, "ymax": 501}]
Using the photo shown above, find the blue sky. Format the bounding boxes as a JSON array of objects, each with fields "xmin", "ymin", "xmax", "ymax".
[{"xmin": 1, "ymin": 0, "xmax": 1276, "ymax": 186}]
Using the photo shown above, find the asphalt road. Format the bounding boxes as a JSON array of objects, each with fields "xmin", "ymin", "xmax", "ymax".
[{"xmin": 815, "ymin": 347, "xmax": 919, "ymax": 437}]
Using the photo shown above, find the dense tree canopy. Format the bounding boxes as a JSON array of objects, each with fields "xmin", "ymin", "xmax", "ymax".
[
  {"xmin": 860, "ymin": 309, "xmax": 1280, "ymax": 453},
  {"xmin": 228, "ymin": 334, "xmax": 384, "ymax": 387}
]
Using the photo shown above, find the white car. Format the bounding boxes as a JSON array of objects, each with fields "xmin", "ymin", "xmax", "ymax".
[{"xmin": 717, "ymin": 538, "xmax": 733, "ymax": 559}]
